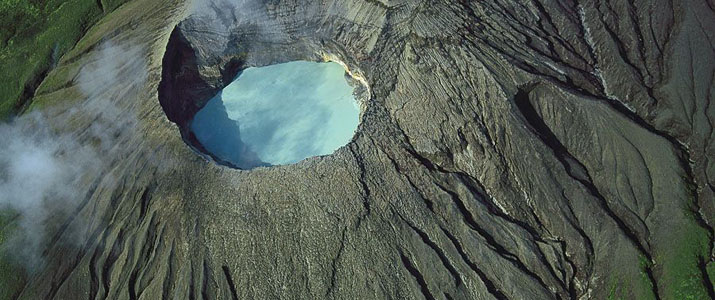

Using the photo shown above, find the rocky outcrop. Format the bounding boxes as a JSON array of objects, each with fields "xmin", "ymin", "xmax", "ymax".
[{"xmin": 14, "ymin": 0, "xmax": 715, "ymax": 299}]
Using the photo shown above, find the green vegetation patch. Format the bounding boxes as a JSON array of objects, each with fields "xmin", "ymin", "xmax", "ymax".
[
  {"xmin": 606, "ymin": 275, "xmax": 626, "ymax": 300},
  {"xmin": 606, "ymin": 255, "xmax": 657, "ymax": 300},
  {"xmin": 0, "ymin": 211, "xmax": 25, "ymax": 300},
  {"xmin": 658, "ymin": 209, "xmax": 712, "ymax": 300},
  {"xmin": 0, "ymin": 0, "xmax": 127, "ymax": 119},
  {"xmin": 707, "ymin": 261, "xmax": 715, "ymax": 289},
  {"xmin": 637, "ymin": 255, "xmax": 657, "ymax": 300}
]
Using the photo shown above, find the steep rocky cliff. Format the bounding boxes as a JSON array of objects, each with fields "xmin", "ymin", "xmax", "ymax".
[{"xmin": 9, "ymin": 0, "xmax": 715, "ymax": 299}]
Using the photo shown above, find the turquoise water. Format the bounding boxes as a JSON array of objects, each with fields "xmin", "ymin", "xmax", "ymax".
[{"xmin": 190, "ymin": 61, "xmax": 360, "ymax": 169}]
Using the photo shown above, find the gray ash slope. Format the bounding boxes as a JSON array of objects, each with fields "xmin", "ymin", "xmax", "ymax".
[{"xmin": 15, "ymin": 0, "xmax": 715, "ymax": 299}]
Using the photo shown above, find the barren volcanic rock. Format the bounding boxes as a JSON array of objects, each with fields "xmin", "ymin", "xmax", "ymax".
[{"xmin": 12, "ymin": 0, "xmax": 714, "ymax": 299}]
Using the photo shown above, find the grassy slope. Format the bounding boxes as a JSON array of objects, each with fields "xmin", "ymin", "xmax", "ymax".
[
  {"xmin": 0, "ymin": 213, "xmax": 24, "ymax": 300},
  {"xmin": 0, "ymin": 1, "xmax": 127, "ymax": 298},
  {"xmin": 0, "ymin": 0, "xmax": 128, "ymax": 119},
  {"xmin": 658, "ymin": 209, "xmax": 712, "ymax": 300},
  {"xmin": 608, "ymin": 206, "xmax": 713, "ymax": 300}
]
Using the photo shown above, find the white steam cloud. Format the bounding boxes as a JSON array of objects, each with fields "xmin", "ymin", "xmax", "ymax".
[{"xmin": 0, "ymin": 42, "xmax": 146, "ymax": 270}]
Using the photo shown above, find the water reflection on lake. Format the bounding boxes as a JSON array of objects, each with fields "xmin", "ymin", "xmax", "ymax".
[{"xmin": 190, "ymin": 61, "xmax": 359, "ymax": 169}]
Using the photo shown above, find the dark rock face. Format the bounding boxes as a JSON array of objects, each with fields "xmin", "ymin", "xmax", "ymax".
[{"xmin": 16, "ymin": 0, "xmax": 714, "ymax": 299}]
